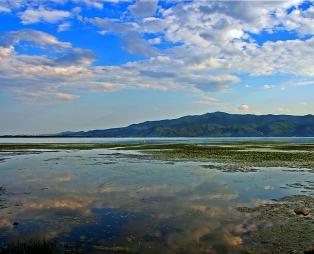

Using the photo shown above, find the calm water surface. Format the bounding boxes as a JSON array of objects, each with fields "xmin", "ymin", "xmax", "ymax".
[
  {"xmin": 1, "ymin": 137, "xmax": 314, "ymax": 143},
  {"xmin": 0, "ymin": 139, "xmax": 314, "ymax": 253}
]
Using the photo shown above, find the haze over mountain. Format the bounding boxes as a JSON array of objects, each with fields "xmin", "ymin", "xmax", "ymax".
[{"xmin": 55, "ymin": 112, "xmax": 314, "ymax": 137}]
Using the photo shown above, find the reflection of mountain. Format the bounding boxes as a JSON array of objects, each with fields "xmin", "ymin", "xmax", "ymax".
[{"xmin": 58, "ymin": 112, "xmax": 314, "ymax": 137}]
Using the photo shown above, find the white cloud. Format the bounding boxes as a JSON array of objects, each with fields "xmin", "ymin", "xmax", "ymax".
[
  {"xmin": 88, "ymin": 17, "xmax": 158, "ymax": 56},
  {"xmin": 299, "ymin": 101, "xmax": 308, "ymax": 106},
  {"xmin": 73, "ymin": 0, "xmax": 104, "ymax": 9},
  {"xmin": 238, "ymin": 104, "xmax": 250, "ymax": 113},
  {"xmin": 277, "ymin": 107, "xmax": 290, "ymax": 114},
  {"xmin": 195, "ymin": 95, "xmax": 223, "ymax": 106},
  {"xmin": 280, "ymin": 5, "xmax": 314, "ymax": 35},
  {"xmin": 0, "ymin": 29, "xmax": 98, "ymax": 102},
  {"xmin": 0, "ymin": 29, "xmax": 71, "ymax": 48},
  {"xmin": 194, "ymin": 74, "xmax": 240, "ymax": 92},
  {"xmin": 148, "ymin": 37, "xmax": 161, "ymax": 45},
  {"xmin": 73, "ymin": 0, "xmax": 126, "ymax": 9},
  {"xmin": 291, "ymin": 79, "xmax": 314, "ymax": 87},
  {"xmin": 54, "ymin": 92, "xmax": 79, "ymax": 101},
  {"xmin": 1, "ymin": 0, "xmax": 314, "ymax": 104},
  {"xmin": 121, "ymin": 31, "xmax": 158, "ymax": 56},
  {"xmin": 0, "ymin": 0, "xmax": 126, "ymax": 12},
  {"xmin": 0, "ymin": 5, "xmax": 10, "ymax": 13},
  {"xmin": 231, "ymin": 38, "xmax": 314, "ymax": 76},
  {"xmin": 263, "ymin": 84, "xmax": 273, "ymax": 89},
  {"xmin": 58, "ymin": 22, "xmax": 71, "ymax": 32},
  {"xmin": 16, "ymin": 91, "xmax": 79, "ymax": 103},
  {"xmin": 88, "ymin": 1, "xmax": 314, "ymax": 85},
  {"xmin": 19, "ymin": 6, "xmax": 71, "ymax": 24},
  {"xmin": 0, "ymin": 30, "xmax": 241, "ymax": 103},
  {"xmin": 129, "ymin": 0, "xmax": 158, "ymax": 18}
]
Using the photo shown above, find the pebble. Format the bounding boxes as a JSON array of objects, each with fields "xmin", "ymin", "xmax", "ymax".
[{"xmin": 294, "ymin": 207, "xmax": 310, "ymax": 216}]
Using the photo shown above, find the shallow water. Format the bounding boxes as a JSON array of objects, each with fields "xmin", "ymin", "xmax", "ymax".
[{"xmin": 0, "ymin": 148, "xmax": 314, "ymax": 253}]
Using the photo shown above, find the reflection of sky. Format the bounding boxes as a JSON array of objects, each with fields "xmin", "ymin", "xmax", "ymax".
[{"xmin": 0, "ymin": 149, "xmax": 313, "ymax": 252}]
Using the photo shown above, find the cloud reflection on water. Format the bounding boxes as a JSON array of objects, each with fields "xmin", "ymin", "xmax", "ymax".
[{"xmin": 0, "ymin": 149, "xmax": 311, "ymax": 253}]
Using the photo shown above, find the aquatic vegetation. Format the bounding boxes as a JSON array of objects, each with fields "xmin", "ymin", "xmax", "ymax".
[
  {"xmin": 80, "ymin": 141, "xmax": 314, "ymax": 170},
  {"xmin": 1, "ymin": 141, "xmax": 314, "ymax": 253},
  {"xmin": 0, "ymin": 186, "xmax": 7, "ymax": 210},
  {"xmin": 201, "ymin": 163, "xmax": 259, "ymax": 173},
  {"xmin": 0, "ymin": 143, "xmax": 137, "ymax": 151},
  {"xmin": 0, "ymin": 240, "xmax": 53, "ymax": 254},
  {"xmin": 0, "ymin": 239, "xmax": 81, "ymax": 254},
  {"xmin": 236, "ymin": 195, "xmax": 314, "ymax": 253},
  {"xmin": 134, "ymin": 142, "xmax": 314, "ymax": 170},
  {"xmin": 0, "ymin": 186, "xmax": 5, "ymax": 195},
  {"xmin": 1, "ymin": 141, "xmax": 314, "ymax": 169}
]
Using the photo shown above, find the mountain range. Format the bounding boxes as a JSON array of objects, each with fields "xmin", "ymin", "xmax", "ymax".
[{"xmin": 55, "ymin": 112, "xmax": 314, "ymax": 137}]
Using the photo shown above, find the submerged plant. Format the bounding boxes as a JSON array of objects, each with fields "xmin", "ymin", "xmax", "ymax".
[
  {"xmin": 0, "ymin": 240, "xmax": 81, "ymax": 254},
  {"xmin": 0, "ymin": 186, "xmax": 6, "ymax": 195}
]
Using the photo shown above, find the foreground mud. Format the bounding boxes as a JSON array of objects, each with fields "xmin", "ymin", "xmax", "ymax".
[{"xmin": 237, "ymin": 195, "xmax": 314, "ymax": 254}]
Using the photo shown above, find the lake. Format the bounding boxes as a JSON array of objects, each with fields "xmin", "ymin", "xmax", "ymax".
[
  {"xmin": 0, "ymin": 138, "xmax": 314, "ymax": 253},
  {"xmin": 2, "ymin": 137, "xmax": 314, "ymax": 143}
]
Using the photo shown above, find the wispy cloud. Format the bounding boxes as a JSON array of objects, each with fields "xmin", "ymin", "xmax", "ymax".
[
  {"xmin": 195, "ymin": 95, "xmax": 223, "ymax": 106},
  {"xmin": 19, "ymin": 6, "xmax": 71, "ymax": 24}
]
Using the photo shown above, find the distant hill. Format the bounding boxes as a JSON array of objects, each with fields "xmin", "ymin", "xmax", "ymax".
[{"xmin": 55, "ymin": 112, "xmax": 314, "ymax": 137}]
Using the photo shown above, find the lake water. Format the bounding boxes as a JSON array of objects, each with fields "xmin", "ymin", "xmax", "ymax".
[
  {"xmin": 1, "ymin": 136, "xmax": 314, "ymax": 144},
  {"xmin": 0, "ymin": 142, "xmax": 314, "ymax": 253}
]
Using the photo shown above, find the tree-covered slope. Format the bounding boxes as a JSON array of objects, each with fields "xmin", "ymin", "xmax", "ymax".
[{"xmin": 58, "ymin": 112, "xmax": 314, "ymax": 137}]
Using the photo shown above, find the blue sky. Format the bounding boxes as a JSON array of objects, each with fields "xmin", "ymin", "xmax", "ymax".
[{"xmin": 0, "ymin": 0, "xmax": 314, "ymax": 134}]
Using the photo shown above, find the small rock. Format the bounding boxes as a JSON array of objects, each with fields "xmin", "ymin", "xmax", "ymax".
[
  {"xmin": 294, "ymin": 207, "xmax": 310, "ymax": 216},
  {"xmin": 12, "ymin": 222, "xmax": 19, "ymax": 226}
]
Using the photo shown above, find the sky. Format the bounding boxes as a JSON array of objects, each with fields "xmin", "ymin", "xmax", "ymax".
[{"xmin": 0, "ymin": 0, "xmax": 314, "ymax": 135}]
